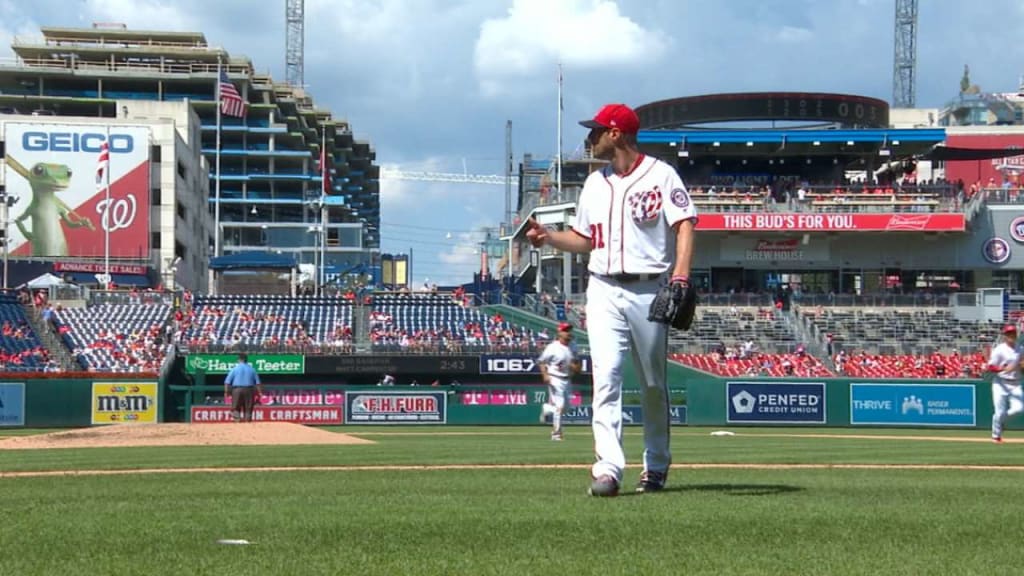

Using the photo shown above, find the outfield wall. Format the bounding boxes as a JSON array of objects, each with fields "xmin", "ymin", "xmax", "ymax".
[
  {"xmin": 0, "ymin": 379, "xmax": 160, "ymax": 428},
  {"xmin": 0, "ymin": 375, "xmax": 1010, "ymax": 431}
]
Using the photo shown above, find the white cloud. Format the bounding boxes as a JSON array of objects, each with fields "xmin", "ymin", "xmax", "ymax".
[
  {"xmin": 0, "ymin": 1, "xmax": 42, "ymax": 58},
  {"xmin": 84, "ymin": 0, "xmax": 196, "ymax": 31},
  {"xmin": 474, "ymin": 0, "xmax": 668, "ymax": 97},
  {"xmin": 776, "ymin": 25, "xmax": 812, "ymax": 44}
]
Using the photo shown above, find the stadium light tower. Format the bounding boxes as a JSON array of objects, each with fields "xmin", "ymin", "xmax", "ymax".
[
  {"xmin": 285, "ymin": 0, "xmax": 304, "ymax": 86},
  {"xmin": 893, "ymin": 0, "xmax": 918, "ymax": 108}
]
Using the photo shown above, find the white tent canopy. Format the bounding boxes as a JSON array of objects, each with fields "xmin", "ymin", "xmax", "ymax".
[{"xmin": 22, "ymin": 273, "xmax": 65, "ymax": 289}]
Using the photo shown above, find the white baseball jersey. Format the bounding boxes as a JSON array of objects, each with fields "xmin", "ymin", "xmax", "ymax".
[
  {"xmin": 989, "ymin": 342, "xmax": 1021, "ymax": 382},
  {"xmin": 537, "ymin": 340, "xmax": 576, "ymax": 379},
  {"xmin": 573, "ymin": 155, "xmax": 698, "ymax": 275}
]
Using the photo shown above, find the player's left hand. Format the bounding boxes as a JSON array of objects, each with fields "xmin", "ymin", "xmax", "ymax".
[{"xmin": 648, "ymin": 278, "xmax": 697, "ymax": 331}]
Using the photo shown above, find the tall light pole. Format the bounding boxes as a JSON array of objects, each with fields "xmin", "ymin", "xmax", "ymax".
[{"xmin": 1, "ymin": 193, "xmax": 9, "ymax": 291}]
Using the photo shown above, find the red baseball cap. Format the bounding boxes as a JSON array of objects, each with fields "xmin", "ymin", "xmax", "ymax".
[
  {"xmin": 557, "ymin": 322, "xmax": 573, "ymax": 333},
  {"xmin": 1003, "ymin": 324, "xmax": 1018, "ymax": 334},
  {"xmin": 580, "ymin": 103, "xmax": 640, "ymax": 134}
]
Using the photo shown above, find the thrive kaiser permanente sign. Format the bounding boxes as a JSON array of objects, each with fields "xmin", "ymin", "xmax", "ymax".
[{"xmin": 186, "ymin": 354, "xmax": 305, "ymax": 375}]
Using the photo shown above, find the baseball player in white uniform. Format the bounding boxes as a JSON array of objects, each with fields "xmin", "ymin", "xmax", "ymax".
[
  {"xmin": 538, "ymin": 322, "xmax": 581, "ymax": 441},
  {"xmin": 988, "ymin": 324, "xmax": 1023, "ymax": 442},
  {"xmin": 526, "ymin": 103, "xmax": 697, "ymax": 496}
]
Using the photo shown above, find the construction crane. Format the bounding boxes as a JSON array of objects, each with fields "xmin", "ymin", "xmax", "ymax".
[
  {"xmin": 285, "ymin": 0, "xmax": 304, "ymax": 86},
  {"xmin": 892, "ymin": 0, "xmax": 918, "ymax": 108},
  {"xmin": 379, "ymin": 169, "xmax": 511, "ymax": 185}
]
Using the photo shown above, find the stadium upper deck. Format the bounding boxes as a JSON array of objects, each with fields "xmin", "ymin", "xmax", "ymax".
[{"xmin": 504, "ymin": 91, "xmax": 1024, "ymax": 300}]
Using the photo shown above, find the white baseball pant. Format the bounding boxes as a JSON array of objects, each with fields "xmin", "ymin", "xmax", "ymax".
[
  {"xmin": 547, "ymin": 376, "xmax": 569, "ymax": 434},
  {"xmin": 585, "ymin": 275, "xmax": 671, "ymax": 482},
  {"xmin": 992, "ymin": 378, "xmax": 1023, "ymax": 439}
]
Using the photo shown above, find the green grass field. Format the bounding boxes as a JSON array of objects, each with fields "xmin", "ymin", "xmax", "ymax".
[{"xmin": 1, "ymin": 426, "xmax": 1022, "ymax": 576}]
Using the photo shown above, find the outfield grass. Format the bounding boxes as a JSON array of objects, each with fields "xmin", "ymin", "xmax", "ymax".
[{"xmin": 0, "ymin": 426, "xmax": 1022, "ymax": 575}]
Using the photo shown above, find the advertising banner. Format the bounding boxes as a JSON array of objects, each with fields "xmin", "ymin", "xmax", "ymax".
[
  {"xmin": 943, "ymin": 133, "xmax": 1024, "ymax": 186},
  {"xmin": 460, "ymin": 389, "xmax": 584, "ymax": 407},
  {"xmin": 850, "ymin": 383, "xmax": 976, "ymax": 427},
  {"xmin": 3, "ymin": 123, "xmax": 151, "ymax": 259},
  {"xmin": 91, "ymin": 382, "xmax": 158, "ymax": 425},
  {"xmin": 345, "ymin": 391, "xmax": 446, "ymax": 424},
  {"xmin": 726, "ymin": 381, "xmax": 826, "ymax": 424},
  {"xmin": 254, "ymin": 389, "xmax": 344, "ymax": 406},
  {"xmin": 719, "ymin": 237, "xmax": 830, "ymax": 263},
  {"xmin": 562, "ymin": 404, "xmax": 687, "ymax": 426},
  {"xmin": 305, "ymin": 355, "xmax": 479, "ymax": 375},
  {"xmin": 0, "ymin": 383, "xmax": 25, "ymax": 427},
  {"xmin": 697, "ymin": 213, "xmax": 966, "ymax": 232},
  {"xmin": 53, "ymin": 261, "xmax": 147, "ymax": 275},
  {"xmin": 185, "ymin": 354, "xmax": 305, "ymax": 375},
  {"xmin": 190, "ymin": 405, "xmax": 343, "ymax": 425},
  {"xmin": 479, "ymin": 354, "xmax": 593, "ymax": 375}
]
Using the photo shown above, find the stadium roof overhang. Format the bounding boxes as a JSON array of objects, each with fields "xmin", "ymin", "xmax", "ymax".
[
  {"xmin": 637, "ymin": 128, "xmax": 946, "ymax": 160},
  {"xmin": 209, "ymin": 251, "xmax": 297, "ymax": 271}
]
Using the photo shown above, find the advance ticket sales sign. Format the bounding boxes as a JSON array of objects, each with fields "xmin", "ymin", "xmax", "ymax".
[
  {"xmin": 726, "ymin": 381, "xmax": 826, "ymax": 424},
  {"xmin": 345, "ymin": 391, "xmax": 447, "ymax": 424}
]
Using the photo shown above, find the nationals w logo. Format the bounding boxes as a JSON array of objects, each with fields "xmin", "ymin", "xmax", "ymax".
[
  {"xmin": 96, "ymin": 194, "xmax": 138, "ymax": 232},
  {"xmin": 628, "ymin": 187, "xmax": 662, "ymax": 223}
]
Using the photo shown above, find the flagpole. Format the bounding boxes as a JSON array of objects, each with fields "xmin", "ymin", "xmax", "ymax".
[
  {"xmin": 556, "ymin": 62, "xmax": 563, "ymax": 198},
  {"xmin": 320, "ymin": 127, "xmax": 327, "ymax": 294},
  {"xmin": 104, "ymin": 124, "xmax": 111, "ymax": 288},
  {"xmin": 214, "ymin": 56, "xmax": 223, "ymax": 262}
]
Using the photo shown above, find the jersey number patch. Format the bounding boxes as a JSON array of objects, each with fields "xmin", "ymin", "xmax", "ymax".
[{"xmin": 589, "ymin": 223, "xmax": 605, "ymax": 249}]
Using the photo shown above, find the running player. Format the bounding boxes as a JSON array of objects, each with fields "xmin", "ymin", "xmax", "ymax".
[
  {"xmin": 989, "ymin": 324, "xmax": 1023, "ymax": 442},
  {"xmin": 537, "ymin": 322, "xmax": 580, "ymax": 441}
]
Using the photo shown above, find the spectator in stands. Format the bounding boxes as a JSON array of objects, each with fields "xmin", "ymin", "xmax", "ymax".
[{"xmin": 224, "ymin": 353, "xmax": 262, "ymax": 423}]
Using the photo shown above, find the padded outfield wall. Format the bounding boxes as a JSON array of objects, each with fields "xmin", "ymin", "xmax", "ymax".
[{"xmin": 0, "ymin": 354, "xmax": 1008, "ymax": 431}]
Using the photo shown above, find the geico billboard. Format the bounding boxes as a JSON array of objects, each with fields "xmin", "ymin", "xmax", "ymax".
[{"xmin": 3, "ymin": 123, "xmax": 151, "ymax": 259}]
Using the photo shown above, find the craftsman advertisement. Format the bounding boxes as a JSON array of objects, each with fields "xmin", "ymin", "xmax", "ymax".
[{"xmin": 3, "ymin": 123, "xmax": 151, "ymax": 259}]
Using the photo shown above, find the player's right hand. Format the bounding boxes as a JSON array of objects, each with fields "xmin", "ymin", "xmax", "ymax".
[{"xmin": 525, "ymin": 218, "xmax": 547, "ymax": 247}]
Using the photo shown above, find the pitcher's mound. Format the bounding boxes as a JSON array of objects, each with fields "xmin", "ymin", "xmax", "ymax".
[{"xmin": 0, "ymin": 423, "xmax": 374, "ymax": 450}]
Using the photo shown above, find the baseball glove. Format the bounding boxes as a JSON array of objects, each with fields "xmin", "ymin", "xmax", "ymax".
[{"xmin": 648, "ymin": 280, "xmax": 698, "ymax": 331}]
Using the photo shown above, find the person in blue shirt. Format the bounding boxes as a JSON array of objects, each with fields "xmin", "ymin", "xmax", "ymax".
[{"xmin": 224, "ymin": 353, "xmax": 262, "ymax": 422}]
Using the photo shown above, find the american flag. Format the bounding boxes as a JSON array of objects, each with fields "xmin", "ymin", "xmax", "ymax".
[
  {"xmin": 96, "ymin": 141, "xmax": 109, "ymax": 190},
  {"xmin": 219, "ymin": 69, "xmax": 247, "ymax": 118}
]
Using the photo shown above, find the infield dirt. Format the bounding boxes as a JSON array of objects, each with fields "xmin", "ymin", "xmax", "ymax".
[{"xmin": 0, "ymin": 422, "xmax": 374, "ymax": 450}]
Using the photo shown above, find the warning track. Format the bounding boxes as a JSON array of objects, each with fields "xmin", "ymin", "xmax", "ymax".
[{"xmin": 3, "ymin": 462, "xmax": 1024, "ymax": 479}]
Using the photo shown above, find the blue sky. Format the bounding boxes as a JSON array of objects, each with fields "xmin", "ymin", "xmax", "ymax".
[{"xmin": 3, "ymin": 0, "xmax": 1024, "ymax": 285}]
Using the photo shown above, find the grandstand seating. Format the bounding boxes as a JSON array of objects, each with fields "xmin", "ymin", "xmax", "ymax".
[
  {"xmin": 797, "ymin": 306, "xmax": 1003, "ymax": 355},
  {"xmin": 669, "ymin": 306, "xmax": 799, "ymax": 354},
  {"xmin": 834, "ymin": 351, "xmax": 987, "ymax": 379},
  {"xmin": 671, "ymin": 351, "xmax": 834, "ymax": 378},
  {"xmin": 53, "ymin": 299, "xmax": 172, "ymax": 372},
  {"xmin": 183, "ymin": 295, "xmax": 354, "ymax": 352},
  {"xmin": 0, "ymin": 294, "xmax": 52, "ymax": 371},
  {"xmin": 370, "ymin": 293, "xmax": 541, "ymax": 353}
]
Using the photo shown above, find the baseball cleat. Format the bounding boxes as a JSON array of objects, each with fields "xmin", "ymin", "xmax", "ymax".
[
  {"xmin": 635, "ymin": 470, "xmax": 667, "ymax": 493},
  {"xmin": 550, "ymin": 433, "xmax": 563, "ymax": 441},
  {"xmin": 993, "ymin": 436, "xmax": 1004, "ymax": 443},
  {"xmin": 588, "ymin": 475, "xmax": 620, "ymax": 497}
]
